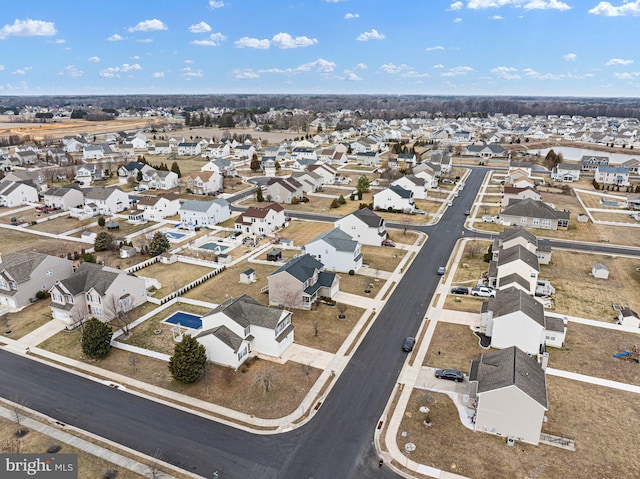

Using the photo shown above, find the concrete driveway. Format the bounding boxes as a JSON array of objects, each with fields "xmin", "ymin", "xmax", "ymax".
[{"xmin": 416, "ymin": 366, "xmax": 471, "ymax": 395}]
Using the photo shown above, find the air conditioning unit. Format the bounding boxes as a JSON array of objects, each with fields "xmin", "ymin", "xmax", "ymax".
[{"xmin": 506, "ymin": 436, "xmax": 515, "ymax": 447}]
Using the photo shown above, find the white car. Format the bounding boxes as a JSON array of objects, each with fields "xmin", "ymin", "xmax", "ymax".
[{"xmin": 471, "ymin": 286, "xmax": 496, "ymax": 298}]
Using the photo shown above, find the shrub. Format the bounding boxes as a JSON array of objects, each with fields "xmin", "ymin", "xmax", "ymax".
[
  {"xmin": 348, "ymin": 269, "xmax": 355, "ymax": 276},
  {"xmin": 81, "ymin": 318, "xmax": 113, "ymax": 359},
  {"xmin": 35, "ymin": 290, "xmax": 48, "ymax": 300},
  {"xmin": 168, "ymin": 335, "xmax": 207, "ymax": 383}
]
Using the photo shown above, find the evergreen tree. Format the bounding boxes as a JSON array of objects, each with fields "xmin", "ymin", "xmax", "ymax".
[
  {"xmin": 81, "ymin": 318, "xmax": 113, "ymax": 359},
  {"xmin": 338, "ymin": 194, "xmax": 346, "ymax": 205},
  {"xmin": 250, "ymin": 154, "xmax": 261, "ymax": 171},
  {"xmin": 171, "ymin": 161, "xmax": 181, "ymax": 178},
  {"xmin": 97, "ymin": 216, "xmax": 106, "ymax": 228},
  {"xmin": 148, "ymin": 231, "xmax": 171, "ymax": 256},
  {"xmin": 136, "ymin": 170, "xmax": 143, "ymax": 182},
  {"xmin": 356, "ymin": 175, "xmax": 371, "ymax": 196},
  {"xmin": 94, "ymin": 231, "xmax": 114, "ymax": 252},
  {"xmin": 256, "ymin": 187, "xmax": 264, "ymax": 202},
  {"xmin": 168, "ymin": 335, "xmax": 208, "ymax": 383}
]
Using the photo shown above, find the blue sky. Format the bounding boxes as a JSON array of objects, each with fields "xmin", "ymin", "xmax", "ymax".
[{"xmin": 1, "ymin": 0, "xmax": 640, "ymax": 97}]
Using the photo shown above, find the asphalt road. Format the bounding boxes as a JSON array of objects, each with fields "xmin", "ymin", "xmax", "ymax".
[{"xmin": 1, "ymin": 167, "xmax": 639, "ymax": 479}]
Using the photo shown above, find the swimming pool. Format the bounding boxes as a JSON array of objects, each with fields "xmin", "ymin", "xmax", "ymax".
[
  {"xmin": 199, "ymin": 242, "xmax": 229, "ymax": 252},
  {"xmin": 164, "ymin": 231, "xmax": 186, "ymax": 240},
  {"xmin": 163, "ymin": 312, "xmax": 202, "ymax": 329}
]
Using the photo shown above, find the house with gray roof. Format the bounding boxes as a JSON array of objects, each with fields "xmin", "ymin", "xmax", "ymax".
[
  {"xmin": 267, "ymin": 254, "xmax": 340, "ymax": 310},
  {"xmin": 80, "ymin": 186, "xmax": 129, "ymax": 215},
  {"xmin": 0, "ymin": 252, "xmax": 73, "ymax": 308},
  {"xmin": 42, "ymin": 184, "xmax": 84, "ymax": 211},
  {"xmin": 179, "ymin": 198, "xmax": 230, "ymax": 228},
  {"xmin": 334, "ymin": 207, "xmax": 387, "ymax": 246},
  {"xmin": 0, "ymin": 179, "xmax": 38, "ymax": 207},
  {"xmin": 492, "ymin": 226, "xmax": 551, "ymax": 265},
  {"xmin": 391, "ymin": 174, "xmax": 428, "ymax": 199},
  {"xmin": 468, "ymin": 346, "xmax": 548, "ymax": 445},
  {"xmin": 303, "ymin": 228, "xmax": 363, "ymax": 273},
  {"xmin": 580, "ymin": 155, "xmax": 609, "ymax": 171},
  {"xmin": 194, "ymin": 294, "xmax": 294, "ymax": 369},
  {"xmin": 264, "ymin": 177, "xmax": 305, "ymax": 204},
  {"xmin": 464, "ymin": 144, "xmax": 506, "ymax": 158},
  {"xmin": 499, "ymin": 198, "xmax": 570, "ymax": 230},
  {"xmin": 551, "ymin": 162, "xmax": 581, "ymax": 182},
  {"xmin": 595, "ymin": 165, "xmax": 630, "ymax": 186},
  {"xmin": 49, "ymin": 262, "xmax": 147, "ymax": 327},
  {"xmin": 373, "ymin": 185, "xmax": 415, "ymax": 213},
  {"xmin": 488, "ymin": 244, "xmax": 540, "ymax": 295}
]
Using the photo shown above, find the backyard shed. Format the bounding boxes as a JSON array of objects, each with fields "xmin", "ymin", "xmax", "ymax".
[
  {"xmin": 267, "ymin": 249, "xmax": 282, "ymax": 262},
  {"xmin": 240, "ymin": 268, "xmax": 256, "ymax": 284},
  {"xmin": 592, "ymin": 263, "xmax": 609, "ymax": 279}
]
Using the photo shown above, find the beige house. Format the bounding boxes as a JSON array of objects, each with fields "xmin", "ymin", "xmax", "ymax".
[
  {"xmin": 469, "ymin": 346, "xmax": 548, "ymax": 445},
  {"xmin": 499, "ymin": 199, "xmax": 570, "ymax": 231}
]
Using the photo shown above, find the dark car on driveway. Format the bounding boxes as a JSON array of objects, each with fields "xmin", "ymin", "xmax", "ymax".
[
  {"xmin": 435, "ymin": 369, "xmax": 464, "ymax": 382},
  {"xmin": 450, "ymin": 286, "xmax": 469, "ymax": 295},
  {"xmin": 402, "ymin": 337, "xmax": 416, "ymax": 352}
]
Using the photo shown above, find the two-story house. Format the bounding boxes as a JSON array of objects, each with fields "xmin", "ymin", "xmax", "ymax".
[
  {"xmin": 234, "ymin": 203, "xmax": 285, "ymax": 236},
  {"xmin": 184, "ymin": 171, "xmax": 222, "ymax": 195},
  {"xmin": 0, "ymin": 180, "xmax": 39, "ymax": 207},
  {"xmin": 334, "ymin": 207, "xmax": 387, "ymax": 246},
  {"xmin": 303, "ymin": 228, "xmax": 363, "ymax": 273},
  {"xmin": 177, "ymin": 142, "xmax": 201, "ymax": 156},
  {"xmin": 373, "ymin": 185, "xmax": 415, "ymax": 213},
  {"xmin": 42, "ymin": 184, "xmax": 84, "ymax": 211},
  {"xmin": 77, "ymin": 187, "xmax": 129, "ymax": 215},
  {"xmin": 136, "ymin": 193, "xmax": 181, "ymax": 221},
  {"xmin": 263, "ymin": 177, "xmax": 305, "ymax": 204},
  {"xmin": 179, "ymin": 198, "xmax": 230, "ymax": 228}
]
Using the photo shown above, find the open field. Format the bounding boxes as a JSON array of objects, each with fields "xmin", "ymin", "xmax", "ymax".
[
  {"xmin": 549, "ymin": 321, "xmax": 640, "ymax": 386},
  {"xmin": 28, "ymin": 215, "xmax": 96, "ymax": 235},
  {"xmin": 139, "ymin": 261, "xmax": 214, "ymax": 297},
  {"xmin": 422, "ymin": 322, "xmax": 487, "ymax": 371},
  {"xmin": 575, "ymin": 190, "xmax": 628, "ymax": 210},
  {"xmin": 337, "ymin": 273, "xmax": 383, "ymax": 297},
  {"xmin": 397, "ymin": 377, "xmax": 640, "ymax": 479},
  {"xmin": 541, "ymin": 250, "xmax": 640, "ymax": 320},
  {"xmin": 38, "ymin": 329, "xmax": 320, "ymax": 419},
  {"xmin": 69, "ymin": 219, "xmax": 156, "ymax": 239},
  {"xmin": 1, "ymin": 300, "xmax": 53, "ymax": 340},
  {"xmin": 0, "ymin": 229, "xmax": 87, "ymax": 257}
]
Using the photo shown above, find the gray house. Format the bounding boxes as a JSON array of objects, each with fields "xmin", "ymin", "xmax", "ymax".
[
  {"xmin": 469, "ymin": 346, "xmax": 548, "ymax": 445},
  {"xmin": 499, "ymin": 199, "xmax": 570, "ymax": 230},
  {"xmin": 0, "ymin": 252, "xmax": 74, "ymax": 308}
]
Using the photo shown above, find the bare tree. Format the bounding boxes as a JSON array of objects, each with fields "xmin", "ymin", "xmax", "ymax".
[
  {"xmin": 337, "ymin": 303, "xmax": 347, "ymax": 319},
  {"xmin": 467, "ymin": 240, "xmax": 481, "ymax": 259},
  {"xmin": 9, "ymin": 394, "xmax": 30, "ymax": 438},
  {"xmin": 313, "ymin": 320, "xmax": 319, "ymax": 337},
  {"xmin": 69, "ymin": 306, "xmax": 90, "ymax": 333},
  {"xmin": 222, "ymin": 367, "xmax": 235, "ymax": 385},
  {"xmin": 253, "ymin": 366, "xmax": 278, "ymax": 394},
  {"xmin": 105, "ymin": 294, "xmax": 135, "ymax": 338},
  {"xmin": 147, "ymin": 449, "xmax": 163, "ymax": 479}
]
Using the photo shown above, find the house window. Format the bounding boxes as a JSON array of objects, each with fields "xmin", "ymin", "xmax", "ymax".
[
  {"xmin": 10, "ymin": 281, "xmax": 17, "ymax": 290},
  {"xmin": 542, "ymin": 219, "xmax": 551, "ymax": 226},
  {"xmin": 520, "ymin": 217, "xmax": 527, "ymax": 224},
  {"xmin": 532, "ymin": 218, "xmax": 540, "ymax": 225}
]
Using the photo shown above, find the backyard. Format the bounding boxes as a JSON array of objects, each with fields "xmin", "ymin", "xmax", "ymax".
[{"xmin": 137, "ymin": 261, "xmax": 214, "ymax": 298}]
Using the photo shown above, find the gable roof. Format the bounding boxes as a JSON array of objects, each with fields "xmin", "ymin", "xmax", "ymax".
[
  {"xmin": 497, "ymin": 244, "xmax": 540, "ymax": 272},
  {"xmin": 502, "ymin": 198, "xmax": 570, "ymax": 221},
  {"xmin": 482, "ymin": 287, "xmax": 545, "ymax": 327},
  {"xmin": 497, "ymin": 227, "xmax": 538, "ymax": 248},
  {"xmin": 180, "ymin": 198, "xmax": 228, "ymax": 212},
  {"xmin": 270, "ymin": 254, "xmax": 323, "ymax": 283},
  {"xmin": 308, "ymin": 228, "xmax": 358, "ymax": 253},
  {"xmin": 350, "ymin": 207, "xmax": 384, "ymax": 227},
  {"xmin": 470, "ymin": 346, "xmax": 547, "ymax": 408},
  {"xmin": 200, "ymin": 294, "xmax": 286, "ymax": 330},
  {"xmin": 0, "ymin": 252, "xmax": 48, "ymax": 283},
  {"xmin": 236, "ymin": 203, "xmax": 283, "ymax": 223},
  {"xmin": 56, "ymin": 262, "xmax": 127, "ymax": 296}
]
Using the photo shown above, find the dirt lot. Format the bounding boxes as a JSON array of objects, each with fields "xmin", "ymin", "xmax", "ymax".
[
  {"xmin": 397, "ymin": 377, "xmax": 640, "ymax": 479},
  {"xmin": 541, "ymin": 250, "xmax": 640, "ymax": 320}
]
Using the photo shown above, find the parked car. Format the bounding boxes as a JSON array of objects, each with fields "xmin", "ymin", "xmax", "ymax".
[
  {"xmin": 471, "ymin": 285, "xmax": 496, "ymax": 298},
  {"xmin": 402, "ymin": 337, "xmax": 416, "ymax": 352},
  {"xmin": 448, "ymin": 201, "xmax": 453, "ymax": 207},
  {"xmin": 454, "ymin": 192, "xmax": 459, "ymax": 197},
  {"xmin": 464, "ymin": 210, "xmax": 471, "ymax": 216},
  {"xmin": 437, "ymin": 266, "xmax": 446, "ymax": 275},
  {"xmin": 381, "ymin": 239, "xmax": 396, "ymax": 247},
  {"xmin": 482, "ymin": 215, "xmax": 495, "ymax": 223},
  {"xmin": 450, "ymin": 286, "xmax": 469, "ymax": 295},
  {"xmin": 414, "ymin": 209, "xmax": 426, "ymax": 215},
  {"xmin": 435, "ymin": 369, "xmax": 464, "ymax": 382}
]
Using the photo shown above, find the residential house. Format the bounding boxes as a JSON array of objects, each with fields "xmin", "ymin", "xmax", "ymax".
[
  {"xmin": 205, "ymin": 143, "xmax": 231, "ymax": 158},
  {"xmin": 308, "ymin": 163, "xmax": 339, "ymax": 185},
  {"xmin": 0, "ymin": 180, "xmax": 38, "ymax": 207},
  {"xmin": 334, "ymin": 207, "xmax": 387, "ymax": 246},
  {"xmin": 289, "ymin": 171, "xmax": 323, "ymax": 194},
  {"xmin": 63, "ymin": 136, "xmax": 87, "ymax": 153},
  {"xmin": 82, "ymin": 144, "xmax": 105, "ymax": 160},
  {"xmin": 151, "ymin": 142, "xmax": 172, "ymax": 155},
  {"xmin": 137, "ymin": 193, "xmax": 181, "ymax": 221},
  {"xmin": 42, "ymin": 184, "xmax": 84, "ymax": 211},
  {"xmin": 391, "ymin": 175, "xmax": 428, "ymax": 200},
  {"xmin": 551, "ymin": 163, "xmax": 581, "ymax": 182},
  {"xmin": 79, "ymin": 187, "xmax": 129, "ymax": 215},
  {"xmin": 194, "ymin": 294, "xmax": 294, "ymax": 369},
  {"xmin": 267, "ymin": 254, "xmax": 340, "ymax": 310},
  {"xmin": 234, "ymin": 203, "xmax": 285, "ymax": 236},
  {"xmin": 0, "ymin": 252, "xmax": 74, "ymax": 308},
  {"xmin": 430, "ymin": 150, "xmax": 453, "ymax": 174},
  {"xmin": 117, "ymin": 161, "xmax": 153, "ymax": 184},
  {"xmin": 303, "ymin": 228, "xmax": 363, "ymax": 273},
  {"xmin": 263, "ymin": 177, "xmax": 305, "ymax": 204},
  {"xmin": 412, "ymin": 163, "xmax": 438, "ymax": 189},
  {"xmin": 621, "ymin": 158, "xmax": 640, "ymax": 174},
  {"xmin": 2, "ymin": 171, "xmax": 47, "ymax": 192},
  {"xmin": 177, "ymin": 142, "xmax": 201, "ymax": 156},
  {"xmin": 13, "ymin": 150, "xmax": 38, "ymax": 165},
  {"xmin": 488, "ymin": 244, "xmax": 539, "ymax": 295},
  {"xmin": 594, "ymin": 165, "xmax": 630, "ymax": 186},
  {"xmin": 354, "ymin": 151, "xmax": 381, "ymax": 166},
  {"xmin": 74, "ymin": 164, "xmax": 106, "ymax": 186},
  {"xmin": 49, "ymin": 262, "xmax": 147, "ymax": 327},
  {"xmin": 465, "ymin": 144, "xmax": 506, "ymax": 158},
  {"xmin": 291, "ymin": 147, "xmax": 317, "ymax": 162},
  {"xmin": 468, "ymin": 346, "xmax": 548, "ymax": 445},
  {"xmin": 499, "ymin": 199, "xmax": 570, "ymax": 230},
  {"xmin": 201, "ymin": 157, "xmax": 237, "ymax": 177},
  {"xmin": 179, "ymin": 198, "xmax": 230, "ymax": 228},
  {"xmin": 139, "ymin": 169, "xmax": 180, "ymax": 191},
  {"xmin": 492, "ymin": 227, "xmax": 552, "ymax": 265},
  {"xmin": 261, "ymin": 157, "xmax": 277, "ymax": 177},
  {"xmin": 234, "ymin": 144, "xmax": 256, "ymax": 159},
  {"xmin": 397, "ymin": 153, "xmax": 417, "ymax": 168},
  {"xmin": 373, "ymin": 185, "xmax": 415, "ymax": 213},
  {"xmin": 581, "ymin": 155, "xmax": 609, "ymax": 171},
  {"xmin": 509, "ymin": 161, "xmax": 534, "ymax": 177},
  {"xmin": 184, "ymin": 171, "xmax": 222, "ymax": 195},
  {"xmin": 351, "ymin": 137, "xmax": 378, "ymax": 153},
  {"xmin": 501, "ymin": 186, "xmax": 541, "ymax": 208}
]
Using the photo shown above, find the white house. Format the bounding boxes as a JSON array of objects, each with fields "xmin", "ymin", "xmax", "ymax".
[
  {"xmin": 234, "ymin": 203, "xmax": 286, "ymax": 236},
  {"xmin": 179, "ymin": 198, "xmax": 230, "ymax": 228},
  {"xmin": 0, "ymin": 252, "xmax": 74, "ymax": 308},
  {"xmin": 201, "ymin": 157, "xmax": 237, "ymax": 177},
  {"xmin": 136, "ymin": 193, "xmax": 181, "ymax": 221},
  {"xmin": 42, "ymin": 184, "xmax": 84, "ymax": 211},
  {"xmin": 75, "ymin": 164, "xmax": 103, "ymax": 186},
  {"xmin": 139, "ymin": 169, "xmax": 179, "ymax": 191},
  {"xmin": 488, "ymin": 244, "xmax": 540, "ymax": 295},
  {"xmin": 551, "ymin": 163, "xmax": 581, "ymax": 182},
  {"xmin": 308, "ymin": 163, "xmax": 339, "ymax": 185},
  {"xmin": 0, "ymin": 180, "xmax": 39, "ymax": 207},
  {"xmin": 391, "ymin": 175, "xmax": 428, "ymax": 200},
  {"xmin": 80, "ymin": 187, "xmax": 129, "ymax": 215},
  {"xmin": 303, "ymin": 228, "xmax": 363, "ymax": 273},
  {"xmin": 49, "ymin": 262, "xmax": 147, "ymax": 327},
  {"xmin": 334, "ymin": 207, "xmax": 387, "ymax": 246},
  {"xmin": 373, "ymin": 185, "xmax": 415, "ymax": 213},
  {"xmin": 502, "ymin": 186, "xmax": 541, "ymax": 208},
  {"xmin": 412, "ymin": 163, "xmax": 438, "ymax": 189},
  {"xmin": 289, "ymin": 171, "xmax": 323, "ymax": 194},
  {"xmin": 263, "ymin": 177, "xmax": 305, "ymax": 204},
  {"xmin": 117, "ymin": 161, "xmax": 153, "ymax": 184},
  {"xmin": 469, "ymin": 346, "xmax": 548, "ymax": 445},
  {"xmin": 177, "ymin": 142, "xmax": 201, "ymax": 156},
  {"xmin": 233, "ymin": 144, "xmax": 256, "ymax": 159},
  {"xmin": 184, "ymin": 171, "xmax": 222, "ymax": 195},
  {"xmin": 194, "ymin": 294, "xmax": 294, "ymax": 369},
  {"xmin": 595, "ymin": 165, "xmax": 630, "ymax": 186}
]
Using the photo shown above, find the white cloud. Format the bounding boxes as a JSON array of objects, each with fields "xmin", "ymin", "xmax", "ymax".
[
  {"xmin": 433, "ymin": 64, "xmax": 445, "ymax": 69},
  {"xmin": 325, "ymin": 0, "xmax": 347, "ymax": 2},
  {"xmin": 522, "ymin": 68, "xmax": 562, "ymax": 80},
  {"xmin": 191, "ymin": 32, "xmax": 226, "ymax": 46},
  {"xmin": 441, "ymin": 66, "xmax": 473, "ymax": 77},
  {"xmin": 379, "ymin": 63, "xmax": 428, "ymax": 77},
  {"xmin": 59, "ymin": 65, "xmax": 83, "ymax": 77},
  {"xmin": 87, "ymin": 56, "xmax": 100, "ymax": 63},
  {"xmin": 272, "ymin": 32, "xmax": 318, "ymax": 49},
  {"xmin": 137, "ymin": 38, "xmax": 153, "ymax": 43},
  {"xmin": 467, "ymin": 0, "xmax": 570, "ymax": 10},
  {"xmin": 449, "ymin": 1, "xmax": 464, "ymax": 10},
  {"xmin": 12, "ymin": 66, "xmax": 32, "ymax": 75},
  {"xmin": 54, "ymin": 38, "xmax": 65, "ymax": 44},
  {"xmin": 426, "ymin": 45, "xmax": 445, "ymax": 51},
  {"xmin": 209, "ymin": 0, "xmax": 225, "ymax": 8},
  {"xmin": 606, "ymin": 58, "xmax": 634, "ymax": 66},
  {"xmin": 107, "ymin": 34, "xmax": 123, "ymax": 41},
  {"xmin": 357, "ymin": 29, "xmax": 385, "ymax": 41},
  {"xmin": 152, "ymin": 72, "xmax": 165, "ymax": 78},
  {"xmin": 341, "ymin": 72, "xmax": 363, "ymax": 81},
  {"xmin": 128, "ymin": 19, "xmax": 168, "ymax": 33},
  {"xmin": 562, "ymin": 53, "xmax": 577, "ymax": 61},
  {"xmin": 256, "ymin": 58, "xmax": 336, "ymax": 75},
  {"xmin": 491, "ymin": 66, "xmax": 521, "ymax": 79},
  {"xmin": 355, "ymin": 63, "xmax": 367, "ymax": 69},
  {"xmin": 613, "ymin": 71, "xmax": 640, "ymax": 79},
  {"xmin": 189, "ymin": 21, "xmax": 211, "ymax": 33},
  {"xmin": 590, "ymin": 1, "xmax": 640, "ymax": 15},
  {"xmin": 0, "ymin": 18, "xmax": 57, "ymax": 40},
  {"xmin": 99, "ymin": 63, "xmax": 142, "ymax": 78},
  {"xmin": 183, "ymin": 67, "xmax": 203, "ymax": 79},
  {"xmin": 492, "ymin": 15, "xmax": 504, "ymax": 19},
  {"xmin": 454, "ymin": 17, "xmax": 463, "ymax": 22},
  {"xmin": 234, "ymin": 69, "xmax": 260, "ymax": 79},
  {"xmin": 184, "ymin": 59, "xmax": 194, "ymax": 64},
  {"xmin": 344, "ymin": 13, "xmax": 360, "ymax": 19},
  {"xmin": 0, "ymin": 65, "xmax": 4, "ymax": 71},
  {"xmin": 235, "ymin": 36, "xmax": 270, "ymax": 49}
]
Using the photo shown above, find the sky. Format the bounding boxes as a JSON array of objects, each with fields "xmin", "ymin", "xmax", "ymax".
[{"xmin": 1, "ymin": 0, "xmax": 640, "ymax": 98}]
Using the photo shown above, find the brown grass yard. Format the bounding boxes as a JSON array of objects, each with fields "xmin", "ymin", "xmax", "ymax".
[
  {"xmin": 397, "ymin": 377, "xmax": 640, "ymax": 479},
  {"xmin": 69, "ymin": 220, "xmax": 157, "ymax": 239},
  {"xmin": 145, "ymin": 155, "xmax": 206, "ymax": 177},
  {"xmin": 0, "ymin": 417, "xmax": 148, "ymax": 479},
  {"xmin": 255, "ymin": 247, "xmax": 299, "ymax": 263},
  {"xmin": 38, "ymin": 329, "xmax": 320, "ymax": 420},
  {"xmin": 276, "ymin": 219, "xmax": 333, "ymax": 246},
  {"xmin": 590, "ymin": 211, "xmax": 638, "ymax": 224},
  {"xmin": 452, "ymin": 240, "xmax": 491, "ymax": 285},
  {"xmin": 540, "ymin": 250, "xmax": 640, "ymax": 320},
  {"xmin": 28, "ymin": 215, "xmax": 96, "ymax": 235},
  {"xmin": 386, "ymin": 229, "xmax": 419, "ymax": 246},
  {"xmin": 442, "ymin": 296, "xmax": 484, "ymax": 314},
  {"xmin": 138, "ymin": 261, "xmax": 214, "ymax": 297},
  {"xmin": 292, "ymin": 302, "xmax": 366, "ymax": 353},
  {"xmin": 337, "ymin": 273, "xmax": 383, "ymax": 298},
  {"xmin": 575, "ymin": 190, "xmax": 627, "ymax": 210},
  {"xmin": 422, "ymin": 322, "xmax": 487, "ymax": 371},
  {"xmin": 361, "ymin": 245, "xmax": 407, "ymax": 272},
  {"xmin": 0, "ymin": 229, "xmax": 85, "ymax": 257},
  {"xmin": 549, "ymin": 322, "xmax": 640, "ymax": 386},
  {"xmin": 2, "ymin": 299, "xmax": 53, "ymax": 340},
  {"xmin": 0, "ymin": 210, "xmax": 48, "ymax": 226}
]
